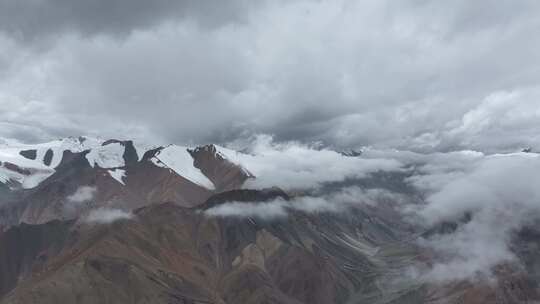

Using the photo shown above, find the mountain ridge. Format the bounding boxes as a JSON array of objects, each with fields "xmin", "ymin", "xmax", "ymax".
[{"xmin": 1, "ymin": 136, "xmax": 540, "ymax": 303}]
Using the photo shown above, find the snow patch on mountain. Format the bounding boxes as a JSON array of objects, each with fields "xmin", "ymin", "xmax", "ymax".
[
  {"xmin": 85, "ymin": 142, "xmax": 125, "ymax": 168},
  {"xmin": 0, "ymin": 144, "xmax": 55, "ymax": 189},
  {"xmin": 153, "ymin": 145, "xmax": 215, "ymax": 190},
  {"xmin": 0, "ymin": 137, "xmax": 118, "ymax": 189},
  {"xmin": 133, "ymin": 142, "xmax": 158, "ymax": 161},
  {"xmin": 214, "ymin": 145, "xmax": 254, "ymax": 176},
  {"xmin": 108, "ymin": 169, "xmax": 126, "ymax": 185},
  {"xmin": 0, "ymin": 165, "xmax": 54, "ymax": 189}
]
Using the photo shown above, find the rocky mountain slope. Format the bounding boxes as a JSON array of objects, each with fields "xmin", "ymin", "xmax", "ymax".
[
  {"xmin": 1, "ymin": 137, "xmax": 539, "ymax": 303},
  {"xmin": 0, "ymin": 189, "xmax": 411, "ymax": 304}
]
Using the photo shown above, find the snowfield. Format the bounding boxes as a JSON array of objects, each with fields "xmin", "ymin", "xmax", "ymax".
[{"xmin": 152, "ymin": 145, "xmax": 215, "ymax": 190}]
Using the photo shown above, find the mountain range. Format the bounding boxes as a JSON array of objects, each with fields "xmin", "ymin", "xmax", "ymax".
[{"xmin": 0, "ymin": 136, "xmax": 539, "ymax": 304}]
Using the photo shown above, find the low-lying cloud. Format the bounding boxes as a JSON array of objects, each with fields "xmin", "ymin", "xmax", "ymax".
[
  {"xmin": 84, "ymin": 207, "xmax": 133, "ymax": 224},
  {"xmin": 205, "ymin": 200, "xmax": 288, "ymax": 219},
  {"xmin": 411, "ymin": 153, "xmax": 540, "ymax": 282},
  {"xmin": 64, "ymin": 185, "xmax": 97, "ymax": 217},
  {"xmin": 67, "ymin": 185, "xmax": 97, "ymax": 203},
  {"xmin": 205, "ymin": 186, "xmax": 403, "ymax": 219},
  {"xmin": 222, "ymin": 135, "xmax": 403, "ymax": 190},
  {"xmin": 215, "ymin": 142, "xmax": 540, "ymax": 283}
]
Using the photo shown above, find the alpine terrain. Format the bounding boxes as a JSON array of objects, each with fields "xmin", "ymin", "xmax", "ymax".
[{"xmin": 0, "ymin": 136, "xmax": 539, "ymax": 304}]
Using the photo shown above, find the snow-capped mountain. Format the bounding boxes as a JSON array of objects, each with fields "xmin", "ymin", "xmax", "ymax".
[
  {"xmin": 0, "ymin": 137, "xmax": 121, "ymax": 189},
  {"xmin": 0, "ymin": 136, "xmax": 250, "ymax": 191},
  {"xmin": 0, "ymin": 136, "xmax": 252, "ymax": 225}
]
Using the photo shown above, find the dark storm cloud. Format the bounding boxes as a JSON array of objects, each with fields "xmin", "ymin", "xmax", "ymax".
[
  {"xmin": 1, "ymin": 0, "xmax": 540, "ymax": 152},
  {"xmin": 0, "ymin": 0, "xmax": 251, "ymax": 41}
]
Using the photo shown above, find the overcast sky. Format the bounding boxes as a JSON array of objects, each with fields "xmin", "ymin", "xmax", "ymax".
[{"xmin": 1, "ymin": 0, "xmax": 539, "ymax": 152}]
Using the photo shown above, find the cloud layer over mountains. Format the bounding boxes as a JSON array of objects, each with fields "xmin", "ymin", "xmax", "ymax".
[
  {"xmin": 1, "ymin": 0, "xmax": 540, "ymax": 152},
  {"xmin": 415, "ymin": 153, "xmax": 540, "ymax": 282},
  {"xmin": 206, "ymin": 137, "xmax": 540, "ymax": 282}
]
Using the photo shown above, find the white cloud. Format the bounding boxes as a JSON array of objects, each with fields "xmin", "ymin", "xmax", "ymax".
[
  {"xmin": 2, "ymin": 1, "xmax": 540, "ymax": 152},
  {"xmin": 63, "ymin": 185, "xmax": 98, "ymax": 217},
  {"xmin": 204, "ymin": 200, "xmax": 288, "ymax": 219},
  {"xmin": 204, "ymin": 186, "xmax": 403, "ymax": 219},
  {"xmin": 444, "ymin": 88, "xmax": 540, "ymax": 152},
  {"xmin": 222, "ymin": 135, "xmax": 403, "ymax": 190},
  {"xmin": 84, "ymin": 208, "xmax": 133, "ymax": 224},
  {"xmin": 411, "ymin": 153, "xmax": 540, "ymax": 282},
  {"xmin": 67, "ymin": 186, "xmax": 97, "ymax": 203}
]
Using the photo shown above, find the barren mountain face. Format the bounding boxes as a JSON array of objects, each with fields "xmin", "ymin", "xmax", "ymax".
[{"xmin": 0, "ymin": 137, "xmax": 539, "ymax": 304}]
